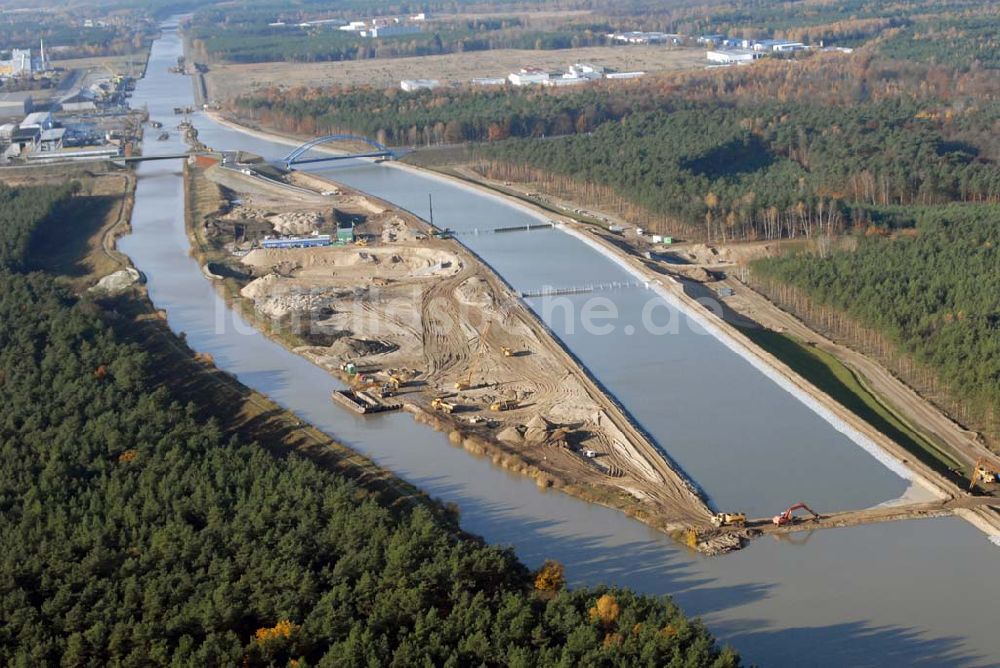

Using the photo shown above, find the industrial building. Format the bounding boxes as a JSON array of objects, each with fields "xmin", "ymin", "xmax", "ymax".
[
  {"xmin": 362, "ymin": 25, "xmax": 420, "ymax": 38},
  {"xmin": 0, "ymin": 41, "xmax": 49, "ymax": 78},
  {"xmin": 508, "ymin": 68, "xmax": 550, "ymax": 86},
  {"xmin": 608, "ymin": 31, "xmax": 683, "ymax": 45},
  {"xmin": 20, "ymin": 111, "xmax": 54, "ymax": 131},
  {"xmin": 261, "ymin": 234, "xmax": 333, "ymax": 249},
  {"xmin": 0, "ymin": 91, "xmax": 32, "ymax": 118},
  {"xmin": 38, "ymin": 128, "xmax": 65, "ymax": 152},
  {"xmin": 400, "ymin": 79, "xmax": 440, "ymax": 92},
  {"xmin": 706, "ymin": 50, "xmax": 764, "ymax": 64}
]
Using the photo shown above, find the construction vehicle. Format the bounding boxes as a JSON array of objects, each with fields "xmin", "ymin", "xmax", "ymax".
[
  {"xmin": 772, "ymin": 503, "xmax": 820, "ymax": 527},
  {"xmin": 431, "ymin": 397, "xmax": 456, "ymax": 413},
  {"xmin": 711, "ymin": 512, "xmax": 747, "ymax": 528},
  {"xmin": 969, "ymin": 457, "xmax": 1000, "ymax": 490},
  {"xmin": 489, "ymin": 398, "xmax": 517, "ymax": 412},
  {"xmin": 352, "ymin": 377, "xmax": 395, "ymax": 399},
  {"xmin": 355, "ymin": 237, "xmax": 369, "ymax": 247},
  {"xmin": 501, "ymin": 346, "xmax": 513, "ymax": 357},
  {"xmin": 455, "ymin": 322, "xmax": 492, "ymax": 391}
]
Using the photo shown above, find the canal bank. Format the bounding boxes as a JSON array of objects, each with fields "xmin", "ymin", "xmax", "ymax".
[{"xmin": 115, "ymin": 20, "xmax": 1000, "ymax": 666}]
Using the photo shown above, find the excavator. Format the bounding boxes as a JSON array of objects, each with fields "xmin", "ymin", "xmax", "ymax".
[
  {"xmin": 772, "ymin": 503, "xmax": 820, "ymax": 527},
  {"xmin": 455, "ymin": 322, "xmax": 492, "ymax": 391},
  {"xmin": 969, "ymin": 457, "xmax": 1000, "ymax": 490}
]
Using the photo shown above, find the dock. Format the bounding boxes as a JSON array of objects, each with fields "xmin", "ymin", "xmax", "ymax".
[{"xmin": 331, "ymin": 389, "xmax": 402, "ymax": 415}]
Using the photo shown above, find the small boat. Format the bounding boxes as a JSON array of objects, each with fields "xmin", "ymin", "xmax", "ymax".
[{"xmin": 157, "ymin": 132, "xmax": 170, "ymax": 141}]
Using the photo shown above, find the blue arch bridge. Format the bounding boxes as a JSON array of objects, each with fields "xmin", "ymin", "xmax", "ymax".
[{"xmin": 281, "ymin": 134, "xmax": 396, "ymax": 168}]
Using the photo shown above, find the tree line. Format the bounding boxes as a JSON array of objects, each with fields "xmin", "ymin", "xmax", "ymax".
[
  {"xmin": 479, "ymin": 100, "xmax": 999, "ymax": 239},
  {"xmin": 752, "ymin": 203, "xmax": 1000, "ymax": 442},
  {"xmin": 0, "ymin": 182, "xmax": 739, "ymax": 666}
]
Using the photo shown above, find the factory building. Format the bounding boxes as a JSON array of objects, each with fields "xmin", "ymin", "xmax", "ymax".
[
  {"xmin": 706, "ymin": 50, "xmax": 764, "ymax": 64},
  {"xmin": 0, "ymin": 41, "xmax": 49, "ymax": 78},
  {"xmin": 400, "ymin": 79, "xmax": 440, "ymax": 92},
  {"xmin": 508, "ymin": 68, "xmax": 549, "ymax": 86},
  {"xmin": 261, "ymin": 234, "xmax": 333, "ymax": 249}
]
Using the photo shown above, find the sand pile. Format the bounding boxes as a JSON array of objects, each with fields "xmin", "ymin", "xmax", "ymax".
[
  {"xmin": 455, "ymin": 276, "xmax": 493, "ymax": 308},
  {"xmin": 268, "ymin": 210, "xmax": 323, "ymax": 235},
  {"xmin": 240, "ymin": 274, "xmax": 334, "ymax": 319}
]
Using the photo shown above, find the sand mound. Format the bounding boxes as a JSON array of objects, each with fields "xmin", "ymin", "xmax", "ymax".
[
  {"xmin": 455, "ymin": 276, "xmax": 493, "ymax": 308},
  {"xmin": 89, "ymin": 267, "xmax": 141, "ymax": 296},
  {"xmin": 268, "ymin": 210, "xmax": 323, "ymax": 235},
  {"xmin": 497, "ymin": 426, "xmax": 525, "ymax": 444},
  {"xmin": 330, "ymin": 337, "xmax": 398, "ymax": 358},
  {"xmin": 525, "ymin": 415, "xmax": 552, "ymax": 431},
  {"xmin": 240, "ymin": 273, "xmax": 280, "ymax": 300}
]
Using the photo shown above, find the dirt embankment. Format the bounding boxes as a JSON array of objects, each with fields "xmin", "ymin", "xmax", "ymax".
[{"xmin": 186, "ymin": 161, "xmax": 718, "ymax": 545}]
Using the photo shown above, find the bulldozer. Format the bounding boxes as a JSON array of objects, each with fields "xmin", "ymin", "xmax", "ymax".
[
  {"xmin": 772, "ymin": 503, "xmax": 820, "ymax": 527},
  {"xmin": 969, "ymin": 457, "xmax": 1000, "ymax": 490},
  {"xmin": 711, "ymin": 512, "xmax": 747, "ymax": 528},
  {"xmin": 431, "ymin": 397, "xmax": 456, "ymax": 414}
]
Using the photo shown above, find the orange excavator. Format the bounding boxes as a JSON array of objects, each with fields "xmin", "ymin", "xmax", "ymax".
[{"xmin": 772, "ymin": 503, "xmax": 820, "ymax": 527}]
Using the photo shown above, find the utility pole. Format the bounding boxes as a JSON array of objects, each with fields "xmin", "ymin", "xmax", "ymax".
[{"xmin": 428, "ymin": 193, "xmax": 434, "ymax": 227}]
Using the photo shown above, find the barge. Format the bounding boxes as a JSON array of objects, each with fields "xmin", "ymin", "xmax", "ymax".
[{"xmin": 331, "ymin": 389, "xmax": 402, "ymax": 415}]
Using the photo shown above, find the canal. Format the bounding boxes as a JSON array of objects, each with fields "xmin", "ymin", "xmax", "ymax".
[{"xmin": 118, "ymin": 21, "xmax": 1000, "ymax": 666}]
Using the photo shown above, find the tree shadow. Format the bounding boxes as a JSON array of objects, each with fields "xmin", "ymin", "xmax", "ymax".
[
  {"xmin": 718, "ymin": 618, "xmax": 987, "ymax": 668},
  {"xmin": 29, "ymin": 194, "xmax": 117, "ymax": 277}
]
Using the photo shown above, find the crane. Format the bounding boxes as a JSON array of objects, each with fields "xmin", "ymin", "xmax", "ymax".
[
  {"xmin": 969, "ymin": 457, "xmax": 1000, "ymax": 490},
  {"xmin": 772, "ymin": 503, "xmax": 820, "ymax": 526},
  {"xmin": 455, "ymin": 321, "xmax": 492, "ymax": 391}
]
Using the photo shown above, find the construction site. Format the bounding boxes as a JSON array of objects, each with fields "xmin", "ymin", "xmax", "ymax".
[
  {"xmin": 177, "ymin": 136, "xmax": 1000, "ymax": 555},
  {"xmin": 186, "ymin": 158, "xmax": 756, "ymax": 550}
]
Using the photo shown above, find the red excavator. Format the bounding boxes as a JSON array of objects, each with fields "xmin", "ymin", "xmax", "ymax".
[{"xmin": 772, "ymin": 503, "xmax": 820, "ymax": 527}]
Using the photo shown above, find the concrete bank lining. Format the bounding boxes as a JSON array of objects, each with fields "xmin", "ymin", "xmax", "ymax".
[{"xmin": 391, "ymin": 162, "xmax": 951, "ymax": 500}]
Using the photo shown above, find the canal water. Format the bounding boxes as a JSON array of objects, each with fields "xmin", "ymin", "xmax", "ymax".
[{"xmin": 118, "ymin": 21, "xmax": 1000, "ymax": 666}]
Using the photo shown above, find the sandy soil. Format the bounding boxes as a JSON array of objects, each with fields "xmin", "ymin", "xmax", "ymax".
[
  {"xmin": 204, "ymin": 46, "xmax": 705, "ymax": 99},
  {"xmin": 193, "ymin": 163, "xmax": 714, "ymax": 534}
]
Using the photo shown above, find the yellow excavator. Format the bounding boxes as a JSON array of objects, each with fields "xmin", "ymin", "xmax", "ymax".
[
  {"xmin": 455, "ymin": 322, "xmax": 492, "ymax": 391},
  {"xmin": 969, "ymin": 457, "xmax": 1000, "ymax": 490}
]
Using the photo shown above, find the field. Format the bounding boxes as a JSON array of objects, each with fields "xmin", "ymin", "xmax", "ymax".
[{"xmin": 204, "ymin": 45, "xmax": 705, "ymax": 100}]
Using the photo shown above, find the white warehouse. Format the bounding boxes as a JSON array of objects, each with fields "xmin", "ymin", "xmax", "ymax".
[{"xmin": 706, "ymin": 50, "xmax": 763, "ymax": 64}]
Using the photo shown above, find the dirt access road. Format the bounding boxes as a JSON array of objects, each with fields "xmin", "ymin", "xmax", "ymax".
[{"xmin": 191, "ymin": 163, "xmax": 717, "ymax": 541}]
